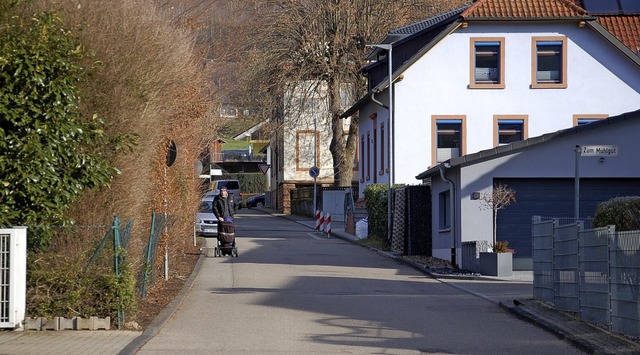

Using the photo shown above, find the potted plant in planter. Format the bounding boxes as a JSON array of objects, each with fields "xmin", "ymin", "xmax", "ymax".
[
  {"xmin": 478, "ymin": 184, "xmax": 516, "ymax": 276},
  {"xmin": 479, "ymin": 241, "xmax": 514, "ymax": 276}
]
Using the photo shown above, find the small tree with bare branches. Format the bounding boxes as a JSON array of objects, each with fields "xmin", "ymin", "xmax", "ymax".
[{"xmin": 479, "ymin": 184, "xmax": 516, "ymax": 251}]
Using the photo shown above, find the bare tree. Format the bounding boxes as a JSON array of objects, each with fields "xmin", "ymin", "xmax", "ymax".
[
  {"xmin": 479, "ymin": 183, "xmax": 516, "ymax": 249},
  {"xmin": 237, "ymin": 0, "xmax": 469, "ymax": 186}
]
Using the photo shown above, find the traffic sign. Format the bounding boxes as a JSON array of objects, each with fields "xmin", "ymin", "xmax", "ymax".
[
  {"xmin": 581, "ymin": 145, "xmax": 619, "ymax": 157},
  {"xmin": 309, "ymin": 166, "xmax": 320, "ymax": 178},
  {"xmin": 258, "ymin": 163, "xmax": 271, "ymax": 174}
]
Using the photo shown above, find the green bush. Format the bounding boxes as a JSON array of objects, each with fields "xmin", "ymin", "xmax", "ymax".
[
  {"xmin": 26, "ymin": 251, "xmax": 137, "ymax": 322},
  {"xmin": 0, "ymin": 11, "xmax": 120, "ymax": 249},
  {"xmin": 364, "ymin": 184, "xmax": 389, "ymax": 240},
  {"xmin": 221, "ymin": 173, "xmax": 268, "ymax": 194},
  {"xmin": 593, "ymin": 196, "xmax": 640, "ymax": 231}
]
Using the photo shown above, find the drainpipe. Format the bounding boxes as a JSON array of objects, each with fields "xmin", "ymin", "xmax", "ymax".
[
  {"xmin": 370, "ymin": 91, "xmax": 388, "ymax": 110},
  {"xmin": 439, "ymin": 163, "xmax": 457, "ymax": 266}
]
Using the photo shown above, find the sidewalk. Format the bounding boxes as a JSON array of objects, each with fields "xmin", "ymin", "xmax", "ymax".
[{"xmin": 278, "ymin": 209, "xmax": 640, "ymax": 355}]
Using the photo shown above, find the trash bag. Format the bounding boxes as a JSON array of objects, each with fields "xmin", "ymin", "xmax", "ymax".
[{"xmin": 355, "ymin": 218, "xmax": 368, "ymax": 239}]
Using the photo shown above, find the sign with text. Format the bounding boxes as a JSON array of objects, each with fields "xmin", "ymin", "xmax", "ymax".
[{"xmin": 581, "ymin": 145, "xmax": 619, "ymax": 157}]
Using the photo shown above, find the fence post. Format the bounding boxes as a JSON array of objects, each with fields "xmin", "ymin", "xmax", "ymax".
[
  {"xmin": 607, "ymin": 224, "xmax": 615, "ymax": 332},
  {"xmin": 326, "ymin": 213, "xmax": 331, "ymax": 238}
]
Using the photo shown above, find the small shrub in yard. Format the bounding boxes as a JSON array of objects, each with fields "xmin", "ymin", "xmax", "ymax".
[
  {"xmin": 27, "ymin": 252, "xmax": 137, "ymax": 321},
  {"xmin": 492, "ymin": 241, "xmax": 514, "ymax": 253},
  {"xmin": 364, "ymin": 184, "xmax": 389, "ymax": 241},
  {"xmin": 593, "ymin": 196, "xmax": 640, "ymax": 231},
  {"xmin": 26, "ymin": 227, "xmax": 137, "ymax": 324}
]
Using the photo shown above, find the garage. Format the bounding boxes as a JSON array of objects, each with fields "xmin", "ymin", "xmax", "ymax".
[{"xmin": 495, "ymin": 178, "xmax": 640, "ymax": 261}]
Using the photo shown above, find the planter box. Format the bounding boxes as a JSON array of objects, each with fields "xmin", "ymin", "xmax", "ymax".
[{"xmin": 479, "ymin": 252, "xmax": 512, "ymax": 277}]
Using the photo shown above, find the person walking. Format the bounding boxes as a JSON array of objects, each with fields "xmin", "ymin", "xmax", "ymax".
[
  {"xmin": 213, "ymin": 186, "xmax": 236, "ymax": 254},
  {"xmin": 213, "ymin": 186, "xmax": 235, "ymax": 222}
]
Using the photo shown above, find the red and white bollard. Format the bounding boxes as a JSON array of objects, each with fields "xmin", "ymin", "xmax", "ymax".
[
  {"xmin": 315, "ymin": 210, "xmax": 321, "ymax": 232},
  {"xmin": 325, "ymin": 213, "xmax": 331, "ymax": 238},
  {"xmin": 318, "ymin": 212, "xmax": 325, "ymax": 233}
]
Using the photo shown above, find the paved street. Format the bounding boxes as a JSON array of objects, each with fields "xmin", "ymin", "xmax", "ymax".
[{"xmin": 134, "ymin": 208, "xmax": 585, "ymax": 354}]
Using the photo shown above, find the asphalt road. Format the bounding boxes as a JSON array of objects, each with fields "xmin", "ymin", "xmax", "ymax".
[{"xmin": 135, "ymin": 209, "xmax": 585, "ymax": 354}]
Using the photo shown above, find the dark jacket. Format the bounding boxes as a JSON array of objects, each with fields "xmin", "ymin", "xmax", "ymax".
[{"xmin": 213, "ymin": 194, "xmax": 234, "ymax": 220}]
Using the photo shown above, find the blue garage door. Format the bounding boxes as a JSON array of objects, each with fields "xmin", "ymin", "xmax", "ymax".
[{"xmin": 495, "ymin": 178, "xmax": 640, "ymax": 261}]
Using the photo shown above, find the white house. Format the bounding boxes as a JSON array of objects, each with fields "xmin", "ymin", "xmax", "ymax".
[
  {"xmin": 270, "ymin": 81, "xmax": 355, "ymax": 213},
  {"xmin": 342, "ymin": 0, "xmax": 640, "ymax": 198},
  {"xmin": 417, "ymin": 108, "xmax": 640, "ymax": 270}
]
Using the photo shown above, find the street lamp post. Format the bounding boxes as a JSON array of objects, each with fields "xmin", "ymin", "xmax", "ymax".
[{"xmin": 368, "ymin": 43, "xmax": 394, "ymax": 243}]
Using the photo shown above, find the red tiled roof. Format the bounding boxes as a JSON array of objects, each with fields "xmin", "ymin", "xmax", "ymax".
[
  {"xmin": 462, "ymin": 0, "xmax": 588, "ymax": 19},
  {"xmin": 598, "ymin": 15, "xmax": 640, "ymax": 54}
]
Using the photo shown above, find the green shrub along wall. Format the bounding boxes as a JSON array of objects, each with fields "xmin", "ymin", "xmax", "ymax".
[
  {"xmin": 364, "ymin": 184, "xmax": 389, "ymax": 240},
  {"xmin": 220, "ymin": 173, "xmax": 267, "ymax": 194},
  {"xmin": 593, "ymin": 196, "xmax": 640, "ymax": 231}
]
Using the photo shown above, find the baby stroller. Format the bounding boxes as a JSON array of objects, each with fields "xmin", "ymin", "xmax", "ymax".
[{"xmin": 215, "ymin": 221, "xmax": 238, "ymax": 257}]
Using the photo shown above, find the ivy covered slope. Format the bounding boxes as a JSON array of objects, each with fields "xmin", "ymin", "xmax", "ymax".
[{"xmin": 0, "ymin": 12, "xmax": 118, "ymax": 246}]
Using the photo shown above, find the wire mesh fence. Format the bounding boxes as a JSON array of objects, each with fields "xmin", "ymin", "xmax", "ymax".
[{"xmin": 532, "ymin": 216, "xmax": 640, "ymax": 337}]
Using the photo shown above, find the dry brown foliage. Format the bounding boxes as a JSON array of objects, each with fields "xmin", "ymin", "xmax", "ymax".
[{"xmin": 16, "ymin": 0, "xmax": 217, "ymax": 326}]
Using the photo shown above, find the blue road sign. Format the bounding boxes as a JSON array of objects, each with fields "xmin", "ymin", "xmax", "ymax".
[{"xmin": 309, "ymin": 166, "xmax": 320, "ymax": 178}]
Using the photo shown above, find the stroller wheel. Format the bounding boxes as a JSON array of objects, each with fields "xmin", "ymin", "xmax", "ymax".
[
  {"xmin": 214, "ymin": 247, "xmax": 219, "ymax": 257},
  {"xmin": 233, "ymin": 248, "xmax": 238, "ymax": 257}
]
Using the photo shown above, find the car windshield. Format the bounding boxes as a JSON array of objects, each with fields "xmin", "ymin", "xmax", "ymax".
[{"xmin": 198, "ymin": 201, "xmax": 213, "ymax": 213}]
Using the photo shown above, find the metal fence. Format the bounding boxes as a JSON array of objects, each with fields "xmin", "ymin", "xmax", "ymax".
[{"xmin": 532, "ymin": 216, "xmax": 640, "ymax": 337}]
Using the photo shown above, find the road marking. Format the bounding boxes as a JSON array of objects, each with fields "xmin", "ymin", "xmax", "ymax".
[{"xmin": 308, "ymin": 233, "xmax": 325, "ymax": 240}]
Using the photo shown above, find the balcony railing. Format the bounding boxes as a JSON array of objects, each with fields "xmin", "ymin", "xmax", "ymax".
[{"xmin": 211, "ymin": 150, "xmax": 266, "ymax": 163}]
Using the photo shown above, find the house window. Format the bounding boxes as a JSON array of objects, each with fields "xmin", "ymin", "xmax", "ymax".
[
  {"xmin": 493, "ymin": 116, "xmax": 528, "ymax": 146},
  {"xmin": 573, "ymin": 114, "xmax": 608, "ymax": 126},
  {"xmin": 439, "ymin": 190, "xmax": 451, "ymax": 230},
  {"xmin": 532, "ymin": 37, "xmax": 567, "ymax": 89},
  {"xmin": 373, "ymin": 127, "xmax": 378, "ymax": 183},
  {"xmin": 366, "ymin": 131, "xmax": 371, "ymax": 181},
  {"xmin": 470, "ymin": 38, "xmax": 505, "ymax": 89},
  {"xmin": 380, "ymin": 122, "xmax": 385, "ymax": 175},
  {"xmin": 432, "ymin": 117, "xmax": 465, "ymax": 165},
  {"xmin": 360, "ymin": 135, "xmax": 365, "ymax": 182},
  {"xmin": 295, "ymin": 130, "xmax": 319, "ymax": 171},
  {"xmin": 498, "ymin": 121, "xmax": 523, "ymax": 144}
]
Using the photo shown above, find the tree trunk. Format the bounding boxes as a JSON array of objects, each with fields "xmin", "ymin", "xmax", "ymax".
[{"xmin": 327, "ymin": 76, "xmax": 358, "ymax": 187}]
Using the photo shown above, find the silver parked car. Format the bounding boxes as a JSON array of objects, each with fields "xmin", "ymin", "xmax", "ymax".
[{"xmin": 195, "ymin": 195, "xmax": 218, "ymax": 237}]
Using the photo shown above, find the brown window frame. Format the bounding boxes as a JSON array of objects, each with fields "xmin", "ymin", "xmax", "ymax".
[
  {"xmin": 431, "ymin": 115, "xmax": 467, "ymax": 166},
  {"xmin": 531, "ymin": 36, "xmax": 567, "ymax": 89},
  {"xmin": 493, "ymin": 115, "xmax": 528, "ymax": 147},
  {"xmin": 470, "ymin": 37, "xmax": 505, "ymax": 89},
  {"xmin": 572, "ymin": 114, "xmax": 608, "ymax": 126}
]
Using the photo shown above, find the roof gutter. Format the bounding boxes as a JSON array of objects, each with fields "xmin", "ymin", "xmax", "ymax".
[{"xmin": 586, "ymin": 20, "xmax": 640, "ymax": 67}]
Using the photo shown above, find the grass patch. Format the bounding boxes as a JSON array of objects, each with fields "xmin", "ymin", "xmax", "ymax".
[
  {"xmin": 357, "ymin": 234, "xmax": 391, "ymax": 251},
  {"xmin": 222, "ymin": 140, "xmax": 250, "ymax": 150}
]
